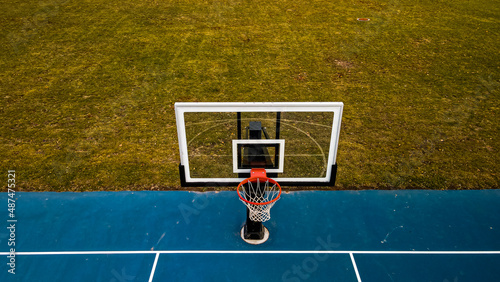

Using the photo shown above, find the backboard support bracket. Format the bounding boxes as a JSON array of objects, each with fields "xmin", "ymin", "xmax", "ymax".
[{"xmin": 178, "ymin": 164, "xmax": 338, "ymax": 188}]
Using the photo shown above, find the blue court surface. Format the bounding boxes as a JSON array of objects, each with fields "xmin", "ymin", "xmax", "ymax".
[{"xmin": 1, "ymin": 190, "xmax": 500, "ymax": 281}]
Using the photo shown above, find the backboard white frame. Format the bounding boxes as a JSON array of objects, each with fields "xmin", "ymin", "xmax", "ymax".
[
  {"xmin": 175, "ymin": 102, "xmax": 343, "ymax": 185},
  {"xmin": 232, "ymin": 139, "xmax": 285, "ymax": 173}
]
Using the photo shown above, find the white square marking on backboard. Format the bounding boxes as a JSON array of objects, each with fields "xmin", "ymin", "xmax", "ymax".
[{"xmin": 232, "ymin": 139, "xmax": 285, "ymax": 173}]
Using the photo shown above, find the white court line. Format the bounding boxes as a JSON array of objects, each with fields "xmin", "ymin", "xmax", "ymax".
[
  {"xmin": 148, "ymin": 252, "xmax": 160, "ymax": 282},
  {"xmin": 2, "ymin": 250, "xmax": 500, "ymax": 255},
  {"xmin": 350, "ymin": 253, "xmax": 362, "ymax": 282}
]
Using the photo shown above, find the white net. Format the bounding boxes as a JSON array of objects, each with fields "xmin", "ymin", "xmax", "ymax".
[{"xmin": 238, "ymin": 178, "xmax": 281, "ymax": 222}]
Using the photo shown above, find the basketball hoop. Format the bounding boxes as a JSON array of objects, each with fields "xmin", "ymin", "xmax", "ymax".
[{"xmin": 237, "ymin": 169, "xmax": 281, "ymax": 222}]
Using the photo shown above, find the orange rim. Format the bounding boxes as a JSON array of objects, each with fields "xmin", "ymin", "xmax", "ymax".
[{"xmin": 237, "ymin": 177, "xmax": 282, "ymax": 206}]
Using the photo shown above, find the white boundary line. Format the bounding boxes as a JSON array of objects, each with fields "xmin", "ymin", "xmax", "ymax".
[
  {"xmin": 350, "ymin": 253, "xmax": 362, "ymax": 282},
  {"xmin": 2, "ymin": 250, "xmax": 500, "ymax": 255},
  {"xmin": 4, "ymin": 249, "xmax": 498, "ymax": 282},
  {"xmin": 7, "ymin": 249, "xmax": 497, "ymax": 282},
  {"xmin": 148, "ymin": 252, "xmax": 160, "ymax": 282}
]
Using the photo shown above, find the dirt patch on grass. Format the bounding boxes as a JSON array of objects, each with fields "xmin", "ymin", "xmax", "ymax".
[
  {"xmin": 334, "ymin": 59, "xmax": 355, "ymax": 69},
  {"xmin": 325, "ymin": 56, "xmax": 355, "ymax": 69}
]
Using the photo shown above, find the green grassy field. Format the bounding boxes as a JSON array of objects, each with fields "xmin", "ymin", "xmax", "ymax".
[{"xmin": 1, "ymin": 0, "xmax": 499, "ymax": 191}]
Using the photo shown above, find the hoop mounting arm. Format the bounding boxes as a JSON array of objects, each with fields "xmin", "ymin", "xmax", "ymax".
[{"xmin": 250, "ymin": 168, "xmax": 267, "ymax": 179}]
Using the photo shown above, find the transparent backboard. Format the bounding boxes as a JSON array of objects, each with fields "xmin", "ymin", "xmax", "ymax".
[{"xmin": 175, "ymin": 102, "xmax": 343, "ymax": 186}]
